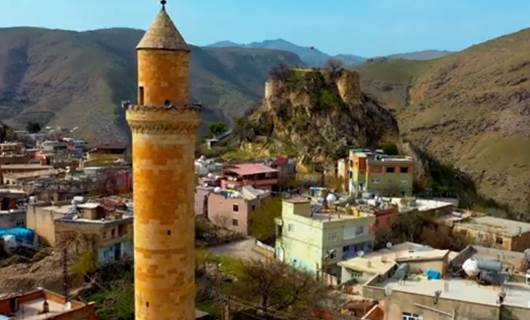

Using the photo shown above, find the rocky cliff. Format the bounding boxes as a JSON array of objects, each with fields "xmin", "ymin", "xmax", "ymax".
[{"xmin": 237, "ymin": 68, "xmax": 399, "ymax": 163}]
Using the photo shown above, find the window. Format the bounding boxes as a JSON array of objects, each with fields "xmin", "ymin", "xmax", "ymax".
[
  {"xmin": 402, "ymin": 313, "xmax": 422, "ymax": 320},
  {"xmin": 328, "ymin": 232, "xmax": 337, "ymax": 241},
  {"xmin": 138, "ymin": 86, "xmax": 144, "ymax": 105},
  {"xmin": 251, "ymin": 205, "xmax": 256, "ymax": 211},
  {"xmin": 349, "ymin": 171, "xmax": 353, "ymax": 178},
  {"xmin": 400, "ymin": 167, "xmax": 409, "ymax": 173},
  {"xmin": 233, "ymin": 204, "xmax": 239, "ymax": 212},
  {"xmin": 356, "ymin": 226, "xmax": 364, "ymax": 235},
  {"xmin": 288, "ymin": 224, "xmax": 294, "ymax": 232},
  {"xmin": 232, "ymin": 219, "xmax": 239, "ymax": 226},
  {"xmin": 496, "ymin": 237, "xmax": 503, "ymax": 244},
  {"xmin": 329, "ymin": 250, "xmax": 337, "ymax": 260},
  {"xmin": 111, "ymin": 229, "xmax": 116, "ymax": 238},
  {"xmin": 386, "ymin": 167, "xmax": 395, "ymax": 173}
]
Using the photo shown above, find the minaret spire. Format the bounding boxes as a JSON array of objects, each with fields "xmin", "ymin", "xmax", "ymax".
[{"xmin": 161, "ymin": 0, "xmax": 167, "ymax": 11}]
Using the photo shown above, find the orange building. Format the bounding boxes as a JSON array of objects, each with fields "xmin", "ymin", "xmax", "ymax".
[{"xmin": 125, "ymin": 2, "xmax": 200, "ymax": 319}]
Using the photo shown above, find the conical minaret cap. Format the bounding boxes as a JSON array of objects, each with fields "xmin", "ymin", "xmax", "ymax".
[{"xmin": 137, "ymin": 9, "xmax": 189, "ymax": 51}]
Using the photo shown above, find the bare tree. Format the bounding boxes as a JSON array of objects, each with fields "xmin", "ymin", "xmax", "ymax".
[
  {"xmin": 234, "ymin": 259, "xmax": 327, "ymax": 317},
  {"xmin": 325, "ymin": 58, "xmax": 344, "ymax": 78},
  {"xmin": 269, "ymin": 63, "xmax": 293, "ymax": 82}
]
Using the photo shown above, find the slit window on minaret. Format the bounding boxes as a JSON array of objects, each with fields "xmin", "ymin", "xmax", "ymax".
[{"xmin": 138, "ymin": 86, "xmax": 144, "ymax": 105}]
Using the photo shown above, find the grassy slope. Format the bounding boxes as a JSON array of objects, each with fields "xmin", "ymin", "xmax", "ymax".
[
  {"xmin": 355, "ymin": 28, "xmax": 530, "ymax": 215},
  {"xmin": 0, "ymin": 27, "xmax": 304, "ymax": 142}
]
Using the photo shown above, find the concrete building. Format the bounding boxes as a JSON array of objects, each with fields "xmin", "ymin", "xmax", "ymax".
[
  {"xmin": 0, "ymin": 288, "xmax": 97, "ymax": 319},
  {"xmin": 347, "ymin": 149, "xmax": 414, "ymax": 197},
  {"xmin": 275, "ymin": 198, "xmax": 375, "ymax": 277},
  {"xmin": 26, "ymin": 199, "xmax": 133, "ymax": 263},
  {"xmin": 204, "ymin": 187, "xmax": 270, "ymax": 235},
  {"xmin": 452, "ymin": 216, "xmax": 530, "ymax": 252},
  {"xmin": 0, "ymin": 189, "xmax": 26, "ymax": 228},
  {"xmin": 0, "ymin": 142, "xmax": 30, "ymax": 165},
  {"xmin": 361, "ymin": 244, "xmax": 530, "ymax": 320},
  {"xmin": 221, "ymin": 163, "xmax": 279, "ymax": 191},
  {"xmin": 339, "ymin": 242, "xmax": 451, "ymax": 285},
  {"xmin": 124, "ymin": 2, "xmax": 200, "ymax": 319}
]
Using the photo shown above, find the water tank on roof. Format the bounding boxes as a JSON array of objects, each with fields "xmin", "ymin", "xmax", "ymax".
[
  {"xmin": 478, "ymin": 260, "xmax": 503, "ymax": 273},
  {"xmin": 1, "ymin": 235, "xmax": 17, "ymax": 253},
  {"xmin": 72, "ymin": 196, "xmax": 85, "ymax": 204},
  {"xmin": 463, "ymin": 258, "xmax": 480, "ymax": 277},
  {"xmin": 326, "ymin": 193, "xmax": 337, "ymax": 204},
  {"xmin": 214, "ymin": 187, "xmax": 222, "ymax": 193},
  {"xmin": 394, "ymin": 263, "xmax": 410, "ymax": 281}
]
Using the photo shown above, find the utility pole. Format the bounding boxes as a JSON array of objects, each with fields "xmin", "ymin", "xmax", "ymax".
[{"xmin": 62, "ymin": 244, "xmax": 69, "ymax": 301}]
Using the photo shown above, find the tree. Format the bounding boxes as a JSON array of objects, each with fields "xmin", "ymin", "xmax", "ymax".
[
  {"xmin": 249, "ymin": 197, "xmax": 282, "ymax": 243},
  {"xmin": 26, "ymin": 121, "xmax": 41, "ymax": 133},
  {"xmin": 208, "ymin": 122, "xmax": 227, "ymax": 138},
  {"xmin": 324, "ymin": 58, "xmax": 344, "ymax": 78},
  {"xmin": 269, "ymin": 63, "xmax": 293, "ymax": 82},
  {"xmin": 234, "ymin": 259, "xmax": 327, "ymax": 317}
]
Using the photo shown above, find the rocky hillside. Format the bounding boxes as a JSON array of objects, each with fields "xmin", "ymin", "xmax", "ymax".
[
  {"xmin": 237, "ymin": 68, "xmax": 399, "ymax": 163},
  {"xmin": 355, "ymin": 28, "xmax": 530, "ymax": 216},
  {"xmin": 0, "ymin": 27, "xmax": 304, "ymax": 142}
]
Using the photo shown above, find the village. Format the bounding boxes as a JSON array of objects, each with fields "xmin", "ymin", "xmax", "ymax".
[
  {"xmin": 0, "ymin": 1, "xmax": 529, "ymax": 320},
  {"xmin": 1, "ymin": 123, "xmax": 530, "ymax": 319}
]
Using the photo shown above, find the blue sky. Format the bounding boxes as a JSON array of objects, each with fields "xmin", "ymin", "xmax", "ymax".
[{"xmin": 2, "ymin": 0, "xmax": 529, "ymax": 57}]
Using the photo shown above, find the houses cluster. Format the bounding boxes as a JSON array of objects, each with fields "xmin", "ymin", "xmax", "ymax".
[
  {"xmin": 2, "ymin": 132, "xmax": 530, "ymax": 320},
  {"xmin": 194, "ymin": 156, "xmax": 295, "ymax": 235},
  {"xmin": 0, "ymin": 127, "xmax": 133, "ymax": 258}
]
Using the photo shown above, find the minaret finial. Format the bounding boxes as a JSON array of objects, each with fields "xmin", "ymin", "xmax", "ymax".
[{"xmin": 161, "ymin": 0, "xmax": 167, "ymax": 10}]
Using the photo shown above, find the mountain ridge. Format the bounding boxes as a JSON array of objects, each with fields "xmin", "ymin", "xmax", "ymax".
[
  {"xmin": 354, "ymin": 27, "xmax": 530, "ymax": 216},
  {"xmin": 0, "ymin": 27, "xmax": 304, "ymax": 142}
]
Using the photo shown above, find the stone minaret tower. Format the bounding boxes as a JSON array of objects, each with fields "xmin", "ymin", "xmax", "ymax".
[{"xmin": 125, "ymin": 1, "xmax": 199, "ymax": 319}]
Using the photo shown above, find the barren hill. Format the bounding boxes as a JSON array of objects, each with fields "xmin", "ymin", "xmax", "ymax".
[
  {"xmin": 355, "ymin": 28, "xmax": 530, "ymax": 216},
  {"xmin": 0, "ymin": 27, "xmax": 304, "ymax": 142}
]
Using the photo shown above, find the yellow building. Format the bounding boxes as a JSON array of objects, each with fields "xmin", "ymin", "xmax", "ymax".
[{"xmin": 125, "ymin": 2, "xmax": 200, "ymax": 319}]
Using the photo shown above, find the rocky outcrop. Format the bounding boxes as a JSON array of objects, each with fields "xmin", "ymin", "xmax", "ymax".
[{"xmin": 238, "ymin": 69, "xmax": 400, "ymax": 163}]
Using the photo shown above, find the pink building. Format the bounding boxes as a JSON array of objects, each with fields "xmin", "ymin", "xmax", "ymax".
[
  {"xmin": 197, "ymin": 186, "xmax": 270, "ymax": 235},
  {"xmin": 221, "ymin": 163, "xmax": 279, "ymax": 191},
  {"xmin": 207, "ymin": 193, "xmax": 258, "ymax": 235}
]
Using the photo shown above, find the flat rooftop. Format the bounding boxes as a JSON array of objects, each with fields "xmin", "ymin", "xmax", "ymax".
[
  {"xmin": 339, "ymin": 242, "xmax": 447, "ymax": 274},
  {"xmin": 224, "ymin": 163, "xmax": 278, "ymax": 176},
  {"xmin": 376, "ymin": 276, "xmax": 530, "ymax": 308},
  {"xmin": 310, "ymin": 212, "xmax": 371, "ymax": 222},
  {"xmin": 9, "ymin": 297, "xmax": 67, "ymax": 319},
  {"xmin": 456, "ymin": 216, "xmax": 530, "ymax": 237}
]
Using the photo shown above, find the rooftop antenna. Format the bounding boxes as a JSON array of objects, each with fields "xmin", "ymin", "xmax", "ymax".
[{"xmin": 161, "ymin": 0, "xmax": 167, "ymax": 10}]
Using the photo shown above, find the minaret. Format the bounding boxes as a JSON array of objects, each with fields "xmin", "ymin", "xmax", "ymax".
[{"xmin": 125, "ymin": 1, "xmax": 200, "ymax": 319}]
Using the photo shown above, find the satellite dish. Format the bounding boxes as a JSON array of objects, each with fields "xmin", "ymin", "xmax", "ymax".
[
  {"xmin": 386, "ymin": 242, "xmax": 393, "ymax": 249},
  {"xmin": 358, "ymin": 251, "xmax": 365, "ymax": 257}
]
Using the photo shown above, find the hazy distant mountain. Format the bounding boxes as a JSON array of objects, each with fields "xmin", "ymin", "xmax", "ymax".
[
  {"xmin": 0, "ymin": 27, "xmax": 304, "ymax": 142},
  {"xmin": 208, "ymin": 38, "xmax": 366, "ymax": 67},
  {"xmin": 387, "ymin": 50, "xmax": 453, "ymax": 60}
]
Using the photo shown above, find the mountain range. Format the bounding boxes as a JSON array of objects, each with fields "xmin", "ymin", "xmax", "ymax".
[
  {"xmin": 208, "ymin": 39, "xmax": 365, "ymax": 67},
  {"xmin": 208, "ymin": 39, "xmax": 452, "ymax": 66},
  {"xmin": 0, "ymin": 26, "xmax": 527, "ymax": 216},
  {"xmin": 0, "ymin": 27, "xmax": 303, "ymax": 141}
]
